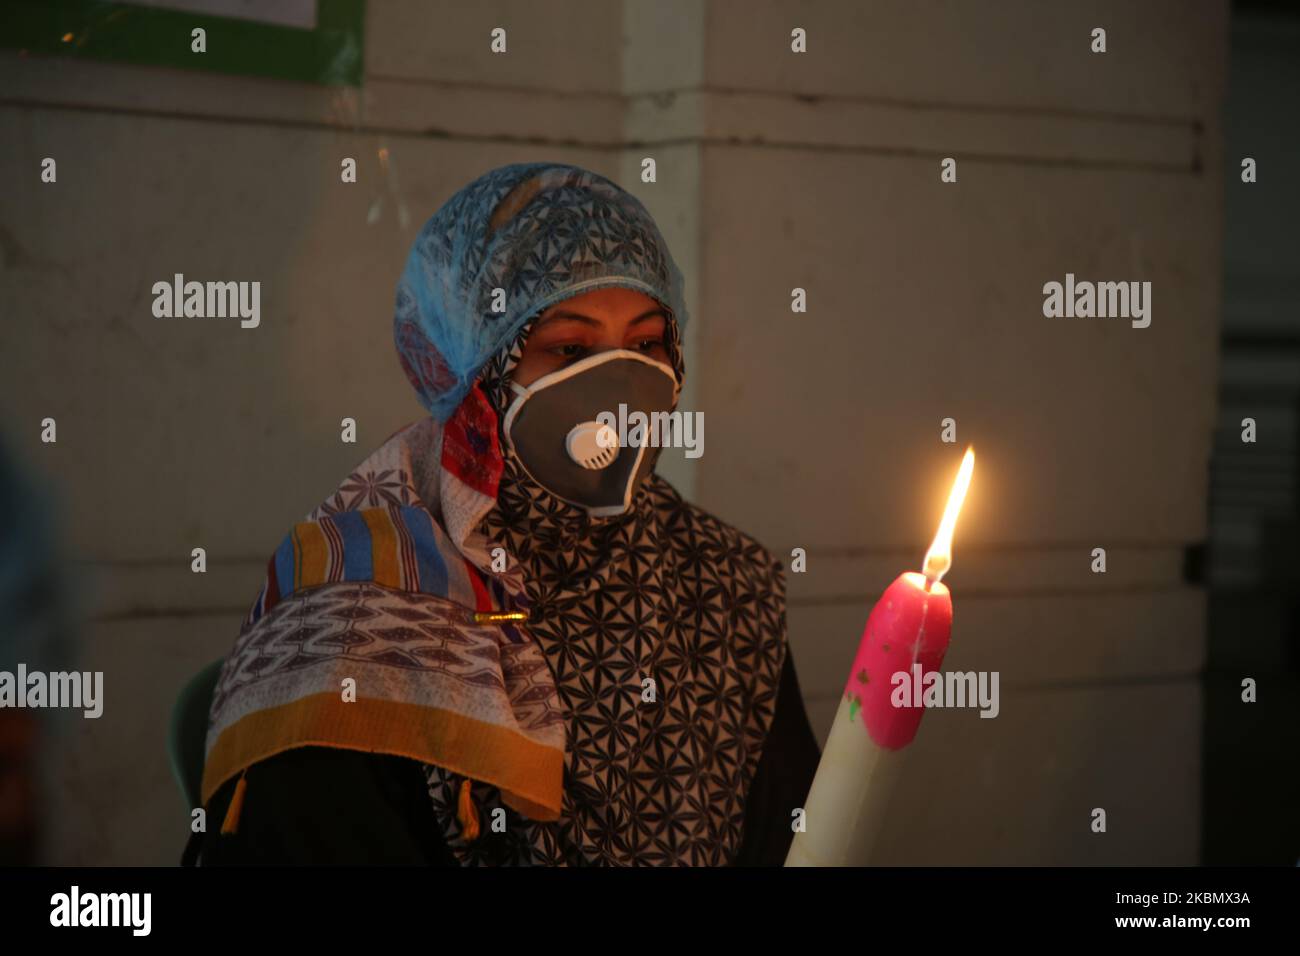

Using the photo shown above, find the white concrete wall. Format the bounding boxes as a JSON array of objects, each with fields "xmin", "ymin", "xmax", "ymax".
[{"xmin": 0, "ymin": 0, "xmax": 1226, "ymax": 865}]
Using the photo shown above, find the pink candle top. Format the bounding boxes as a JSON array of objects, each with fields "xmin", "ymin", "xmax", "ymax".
[{"xmin": 844, "ymin": 572, "xmax": 953, "ymax": 750}]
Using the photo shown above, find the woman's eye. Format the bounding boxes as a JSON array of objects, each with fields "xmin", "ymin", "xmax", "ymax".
[
  {"xmin": 549, "ymin": 343, "xmax": 589, "ymax": 359},
  {"xmin": 636, "ymin": 338, "xmax": 664, "ymax": 353}
]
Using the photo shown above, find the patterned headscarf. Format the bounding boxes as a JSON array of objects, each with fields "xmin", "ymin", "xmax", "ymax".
[
  {"xmin": 204, "ymin": 163, "xmax": 787, "ymax": 866},
  {"xmin": 394, "ymin": 162, "xmax": 689, "ymax": 422}
]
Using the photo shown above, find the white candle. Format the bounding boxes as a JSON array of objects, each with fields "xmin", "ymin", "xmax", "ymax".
[{"xmin": 786, "ymin": 448, "xmax": 974, "ymax": 867}]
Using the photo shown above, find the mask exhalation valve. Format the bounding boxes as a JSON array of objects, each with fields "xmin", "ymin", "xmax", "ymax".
[{"xmin": 566, "ymin": 421, "xmax": 619, "ymax": 470}]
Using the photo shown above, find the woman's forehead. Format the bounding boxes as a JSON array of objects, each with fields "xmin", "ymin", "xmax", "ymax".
[{"xmin": 537, "ymin": 287, "xmax": 663, "ymax": 320}]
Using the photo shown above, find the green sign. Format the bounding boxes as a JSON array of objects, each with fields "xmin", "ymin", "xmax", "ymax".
[{"xmin": 0, "ymin": 0, "xmax": 365, "ymax": 87}]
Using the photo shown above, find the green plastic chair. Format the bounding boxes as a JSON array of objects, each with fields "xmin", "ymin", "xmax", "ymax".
[{"xmin": 167, "ymin": 658, "xmax": 225, "ymax": 809}]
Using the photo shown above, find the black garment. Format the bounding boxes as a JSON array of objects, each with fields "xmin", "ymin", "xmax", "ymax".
[{"xmin": 185, "ymin": 652, "xmax": 821, "ymax": 867}]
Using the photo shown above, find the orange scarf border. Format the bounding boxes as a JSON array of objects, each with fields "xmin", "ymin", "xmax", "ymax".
[{"xmin": 200, "ymin": 692, "xmax": 563, "ymax": 822}]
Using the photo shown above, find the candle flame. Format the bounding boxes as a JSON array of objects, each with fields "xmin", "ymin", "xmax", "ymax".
[{"xmin": 922, "ymin": 446, "xmax": 974, "ymax": 587}]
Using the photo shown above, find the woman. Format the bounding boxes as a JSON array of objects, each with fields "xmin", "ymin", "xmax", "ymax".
[{"xmin": 185, "ymin": 162, "xmax": 820, "ymax": 866}]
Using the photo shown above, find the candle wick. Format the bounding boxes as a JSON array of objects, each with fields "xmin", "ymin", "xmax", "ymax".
[{"xmin": 912, "ymin": 597, "xmax": 931, "ymax": 667}]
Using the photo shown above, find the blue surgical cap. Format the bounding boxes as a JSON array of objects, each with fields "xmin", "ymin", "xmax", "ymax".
[{"xmin": 394, "ymin": 162, "xmax": 690, "ymax": 422}]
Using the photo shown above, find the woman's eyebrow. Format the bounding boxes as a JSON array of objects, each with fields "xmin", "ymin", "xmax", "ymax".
[
  {"xmin": 533, "ymin": 311, "xmax": 602, "ymax": 330},
  {"xmin": 533, "ymin": 308, "xmax": 666, "ymax": 331},
  {"xmin": 627, "ymin": 309, "xmax": 667, "ymax": 327}
]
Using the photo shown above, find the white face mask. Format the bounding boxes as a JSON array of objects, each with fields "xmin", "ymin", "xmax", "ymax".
[{"xmin": 502, "ymin": 349, "xmax": 679, "ymax": 517}]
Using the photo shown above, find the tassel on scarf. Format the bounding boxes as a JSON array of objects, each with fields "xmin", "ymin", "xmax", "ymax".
[
  {"xmin": 457, "ymin": 777, "xmax": 481, "ymax": 842},
  {"xmin": 221, "ymin": 769, "xmax": 248, "ymax": 835}
]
